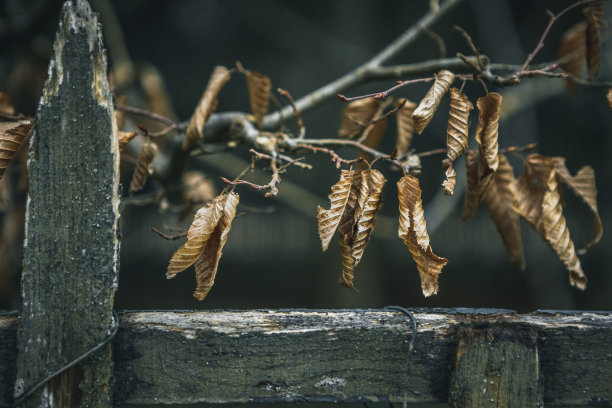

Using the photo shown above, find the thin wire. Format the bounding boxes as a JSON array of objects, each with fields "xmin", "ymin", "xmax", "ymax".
[
  {"xmin": 384, "ymin": 306, "xmax": 418, "ymax": 408},
  {"xmin": 11, "ymin": 310, "xmax": 120, "ymax": 407}
]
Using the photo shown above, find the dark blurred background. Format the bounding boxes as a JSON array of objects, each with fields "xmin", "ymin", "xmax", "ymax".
[{"xmin": 1, "ymin": 0, "xmax": 610, "ymax": 313}]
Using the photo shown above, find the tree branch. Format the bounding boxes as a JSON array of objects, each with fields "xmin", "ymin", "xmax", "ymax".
[{"xmin": 261, "ymin": 0, "xmax": 463, "ymax": 128}]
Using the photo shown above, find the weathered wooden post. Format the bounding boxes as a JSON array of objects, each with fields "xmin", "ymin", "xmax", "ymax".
[{"xmin": 13, "ymin": 0, "xmax": 119, "ymax": 406}]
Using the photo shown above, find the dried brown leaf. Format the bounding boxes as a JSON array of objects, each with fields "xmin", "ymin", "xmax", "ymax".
[
  {"xmin": 482, "ymin": 154, "xmax": 525, "ymax": 269},
  {"xmin": 553, "ymin": 158, "xmax": 602, "ymax": 254},
  {"xmin": 583, "ymin": 2, "xmax": 604, "ymax": 80},
  {"xmin": 118, "ymin": 131, "xmax": 137, "ymax": 152},
  {"xmin": 412, "ymin": 70, "xmax": 455, "ymax": 134},
  {"xmin": 447, "ymin": 88, "xmax": 472, "ymax": 162},
  {"xmin": 0, "ymin": 119, "xmax": 32, "ymax": 181},
  {"xmin": 183, "ymin": 171, "xmax": 216, "ymax": 205},
  {"xmin": 338, "ymin": 169, "xmax": 368, "ymax": 237},
  {"xmin": 461, "ymin": 150, "xmax": 491, "ymax": 220},
  {"xmin": 608, "ymin": 88, "xmax": 612, "ymax": 108},
  {"xmin": 350, "ymin": 169, "xmax": 386, "ymax": 266},
  {"xmin": 559, "ymin": 21, "xmax": 587, "ymax": 93},
  {"xmin": 338, "ymin": 234, "xmax": 357, "ymax": 291},
  {"xmin": 398, "ymin": 175, "xmax": 447, "ymax": 297},
  {"xmin": 166, "ymin": 194, "xmax": 226, "ymax": 279},
  {"xmin": 475, "ymin": 92, "xmax": 502, "ymax": 176},
  {"xmin": 338, "ymin": 98, "xmax": 380, "ymax": 138},
  {"xmin": 361, "ymin": 117, "xmax": 387, "ymax": 151},
  {"xmin": 317, "ymin": 170, "xmax": 355, "ymax": 251},
  {"xmin": 514, "ymin": 154, "xmax": 586, "ymax": 289},
  {"xmin": 129, "ymin": 140, "xmax": 158, "ymax": 194},
  {"xmin": 395, "ymin": 98, "xmax": 417, "ymax": 155},
  {"xmin": 115, "ymin": 94, "xmax": 127, "ymax": 131},
  {"xmin": 193, "ymin": 192, "xmax": 239, "ymax": 300},
  {"xmin": 184, "ymin": 66, "xmax": 231, "ymax": 150},
  {"xmin": 0, "ymin": 93, "xmax": 15, "ymax": 116},
  {"xmin": 246, "ymin": 71, "xmax": 271, "ymax": 129},
  {"xmin": 441, "ymin": 159, "xmax": 457, "ymax": 196}
]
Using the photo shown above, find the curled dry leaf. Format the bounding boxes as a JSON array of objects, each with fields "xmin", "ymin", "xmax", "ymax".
[
  {"xmin": 607, "ymin": 89, "xmax": 612, "ymax": 109},
  {"xmin": 475, "ymin": 92, "xmax": 502, "ymax": 176},
  {"xmin": 183, "ymin": 171, "xmax": 216, "ymax": 206},
  {"xmin": 118, "ymin": 131, "xmax": 137, "ymax": 152},
  {"xmin": 446, "ymin": 88, "xmax": 472, "ymax": 162},
  {"xmin": 317, "ymin": 170, "xmax": 354, "ymax": 251},
  {"xmin": 129, "ymin": 140, "xmax": 158, "ymax": 194},
  {"xmin": 338, "ymin": 234, "xmax": 357, "ymax": 291},
  {"xmin": 246, "ymin": 71, "xmax": 271, "ymax": 129},
  {"xmin": 115, "ymin": 94, "xmax": 127, "ymax": 131},
  {"xmin": 481, "ymin": 154, "xmax": 525, "ymax": 270},
  {"xmin": 0, "ymin": 119, "xmax": 32, "ymax": 181},
  {"xmin": 553, "ymin": 158, "xmax": 602, "ymax": 254},
  {"xmin": 0, "ymin": 93, "xmax": 15, "ymax": 115},
  {"xmin": 412, "ymin": 70, "xmax": 455, "ymax": 134},
  {"xmin": 441, "ymin": 158, "xmax": 457, "ymax": 196},
  {"xmin": 513, "ymin": 154, "xmax": 586, "ymax": 289},
  {"xmin": 193, "ymin": 192, "xmax": 239, "ymax": 300},
  {"xmin": 184, "ymin": 66, "xmax": 231, "ymax": 150},
  {"xmin": 461, "ymin": 150, "xmax": 490, "ymax": 220},
  {"xmin": 338, "ymin": 98, "xmax": 380, "ymax": 139},
  {"xmin": 350, "ymin": 169, "xmax": 385, "ymax": 266},
  {"xmin": 559, "ymin": 21, "xmax": 587, "ymax": 93},
  {"xmin": 583, "ymin": 2, "xmax": 604, "ymax": 81},
  {"xmin": 395, "ymin": 98, "xmax": 417, "ymax": 155},
  {"xmin": 398, "ymin": 175, "xmax": 447, "ymax": 297}
]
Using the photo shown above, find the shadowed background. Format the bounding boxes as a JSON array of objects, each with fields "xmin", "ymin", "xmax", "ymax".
[{"xmin": 0, "ymin": 0, "xmax": 610, "ymax": 313}]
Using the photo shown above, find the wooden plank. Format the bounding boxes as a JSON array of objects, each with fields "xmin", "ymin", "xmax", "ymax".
[
  {"xmin": 13, "ymin": 0, "xmax": 120, "ymax": 407},
  {"xmin": 1, "ymin": 309, "xmax": 611, "ymax": 406},
  {"xmin": 448, "ymin": 326, "xmax": 542, "ymax": 407}
]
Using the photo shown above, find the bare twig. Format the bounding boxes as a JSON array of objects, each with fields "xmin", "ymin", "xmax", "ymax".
[
  {"xmin": 422, "ymin": 25, "xmax": 447, "ymax": 58},
  {"xmin": 293, "ymin": 143, "xmax": 365, "ymax": 168},
  {"xmin": 117, "ymin": 104, "xmax": 182, "ymax": 130},
  {"xmin": 338, "ymin": 77, "xmax": 434, "ymax": 102},
  {"xmin": 520, "ymin": 0, "xmax": 594, "ymax": 73},
  {"xmin": 151, "ymin": 226, "xmax": 187, "ymax": 240},
  {"xmin": 277, "ymin": 88, "xmax": 304, "ymax": 137},
  {"xmin": 454, "ymin": 25, "xmax": 483, "ymax": 69}
]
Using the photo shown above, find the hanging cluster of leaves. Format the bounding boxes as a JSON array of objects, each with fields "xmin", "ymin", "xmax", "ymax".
[
  {"xmin": 166, "ymin": 192, "xmax": 239, "ymax": 300},
  {"xmin": 317, "ymin": 168, "xmax": 386, "ymax": 290},
  {"xmin": 559, "ymin": 1, "xmax": 604, "ymax": 91}
]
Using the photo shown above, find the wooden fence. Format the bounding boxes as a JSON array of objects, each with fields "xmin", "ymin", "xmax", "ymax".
[{"xmin": 0, "ymin": 1, "xmax": 611, "ymax": 407}]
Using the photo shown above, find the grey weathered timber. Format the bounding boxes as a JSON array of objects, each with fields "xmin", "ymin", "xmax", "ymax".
[
  {"xmin": 14, "ymin": 0, "xmax": 120, "ymax": 407},
  {"xmin": 448, "ymin": 326, "xmax": 542, "ymax": 407},
  {"xmin": 1, "ymin": 309, "xmax": 611, "ymax": 406}
]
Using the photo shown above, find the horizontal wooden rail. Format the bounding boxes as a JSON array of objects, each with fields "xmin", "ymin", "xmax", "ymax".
[{"xmin": 1, "ymin": 308, "xmax": 611, "ymax": 406}]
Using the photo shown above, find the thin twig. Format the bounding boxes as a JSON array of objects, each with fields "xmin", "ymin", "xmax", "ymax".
[
  {"xmin": 422, "ymin": 25, "xmax": 447, "ymax": 58},
  {"xmin": 454, "ymin": 25, "xmax": 483, "ymax": 69},
  {"xmin": 293, "ymin": 143, "xmax": 365, "ymax": 168},
  {"xmin": 277, "ymin": 88, "xmax": 304, "ymax": 137},
  {"xmin": 338, "ymin": 77, "xmax": 434, "ymax": 102},
  {"xmin": 151, "ymin": 226, "xmax": 187, "ymax": 240},
  {"xmin": 117, "ymin": 104, "xmax": 182, "ymax": 130},
  {"xmin": 520, "ymin": 0, "xmax": 594, "ymax": 72}
]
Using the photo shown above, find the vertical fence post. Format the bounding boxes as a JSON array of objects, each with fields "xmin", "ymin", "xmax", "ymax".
[{"xmin": 13, "ymin": 0, "xmax": 119, "ymax": 406}]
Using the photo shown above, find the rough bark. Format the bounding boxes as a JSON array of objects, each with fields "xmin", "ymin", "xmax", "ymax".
[{"xmin": 13, "ymin": 0, "xmax": 119, "ymax": 406}]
